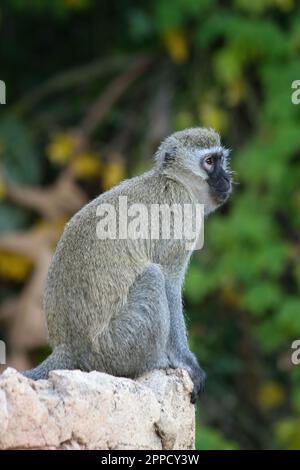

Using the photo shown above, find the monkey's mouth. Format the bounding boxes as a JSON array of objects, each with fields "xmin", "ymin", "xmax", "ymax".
[{"xmin": 208, "ymin": 177, "xmax": 232, "ymax": 204}]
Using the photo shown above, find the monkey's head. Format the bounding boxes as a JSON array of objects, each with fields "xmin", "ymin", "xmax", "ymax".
[{"xmin": 155, "ymin": 127, "xmax": 232, "ymax": 213}]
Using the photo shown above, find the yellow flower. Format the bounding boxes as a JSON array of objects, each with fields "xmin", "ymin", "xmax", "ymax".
[
  {"xmin": 54, "ymin": 217, "xmax": 69, "ymax": 233},
  {"xmin": 0, "ymin": 251, "xmax": 33, "ymax": 282},
  {"xmin": 71, "ymin": 153, "xmax": 102, "ymax": 179},
  {"xmin": 175, "ymin": 111, "xmax": 195, "ymax": 130},
  {"xmin": 33, "ymin": 218, "xmax": 67, "ymax": 241},
  {"xmin": 199, "ymin": 103, "xmax": 228, "ymax": 133},
  {"xmin": 214, "ymin": 49, "xmax": 241, "ymax": 86},
  {"xmin": 234, "ymin": 0, "xmax": 269, "ymax": 14},
  {"xmin": 0, "ymin": 176, "xmax": 6, "ymax": 200},
  {"xmin": 163, "ymin": 28, "xmax": 189, "ymax": 64},
  {"xmin": 46, "ymin": 132, "xmax": 76, "ymax": 165},
  {"xmin": 272, "ymin": 0, "xmax": 294, "ymax": 12},
  {"xmin": 225, "ymin": 79, "xmax": 247, "ymax": 107},
  {"xmin": 102, "ymin": 155, "xmax": 125, "ymax": 191},
  {"xmin": 258, "ymin": 381, "xmax": 285, "ymax": 409},
  {"xmin": 275, "ymin": 418, "xmax": 300, "ymax": 450}
]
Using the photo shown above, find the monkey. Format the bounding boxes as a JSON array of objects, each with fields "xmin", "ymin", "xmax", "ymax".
[{"xmin": 22, "ymin": 127, "xmax": 232, "ymax": 403}]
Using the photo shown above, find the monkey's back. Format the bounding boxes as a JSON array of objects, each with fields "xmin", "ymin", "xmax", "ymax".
[{"xmin": 44, "ymin": 171, "xmax": 193, "ymax": 350}]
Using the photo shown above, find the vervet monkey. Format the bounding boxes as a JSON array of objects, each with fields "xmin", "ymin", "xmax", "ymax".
[{"xmin": 23, "ymin": 127, "xmax": 232, "ymax": 403}]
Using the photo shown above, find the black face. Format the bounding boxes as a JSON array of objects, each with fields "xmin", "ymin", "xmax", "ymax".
[{"xmin": 202, "ymin": 150, "xmax": 232, "ymax": 204}]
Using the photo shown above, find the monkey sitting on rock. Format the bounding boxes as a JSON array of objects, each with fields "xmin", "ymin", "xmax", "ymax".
[{"xmin": 22, "ymin": 127, "xmax": 233, "ymax": 403}]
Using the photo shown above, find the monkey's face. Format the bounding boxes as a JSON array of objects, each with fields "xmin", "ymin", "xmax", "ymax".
[
  {"xmin": 199, "ymin": 146, "xmax": 232, "ymax": 206},
  {"xmin": 157, "ymin": 127, "xmax": 233, "ymax": 212}
]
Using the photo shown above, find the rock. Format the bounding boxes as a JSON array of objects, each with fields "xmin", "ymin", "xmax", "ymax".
[{"xmin": 0, "ymin": 367, "xmax": 195, "ymax": 450}]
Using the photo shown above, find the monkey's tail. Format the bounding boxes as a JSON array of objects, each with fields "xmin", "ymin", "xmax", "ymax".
[{"xmin": 22, "ymin": 345, "xmax": 76, "ymax": 380}]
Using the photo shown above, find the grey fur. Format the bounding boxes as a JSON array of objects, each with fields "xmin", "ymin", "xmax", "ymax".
[{"xmin": 22, "ymin": 127, "xmax": 232, "ymax": 403}]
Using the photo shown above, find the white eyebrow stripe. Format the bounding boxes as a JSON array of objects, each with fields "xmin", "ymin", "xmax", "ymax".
[{"xmin": 195, "ymin": 146, "xmax": 230, "ymax": 158}]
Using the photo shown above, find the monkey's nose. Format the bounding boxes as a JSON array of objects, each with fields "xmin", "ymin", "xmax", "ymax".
[{"xmin": 219, "ymin": 175, "xmax": 231, "ymax": 192}]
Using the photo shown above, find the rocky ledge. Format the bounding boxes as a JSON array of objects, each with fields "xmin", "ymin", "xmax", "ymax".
[{"xmin": 0, "ymin": 367, "xmax": 195, "ymax": 450}]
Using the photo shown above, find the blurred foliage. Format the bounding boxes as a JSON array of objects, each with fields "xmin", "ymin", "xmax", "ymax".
[{"xmin": 1, "ymin": 0, "xmax": 300, "ymax": 450}]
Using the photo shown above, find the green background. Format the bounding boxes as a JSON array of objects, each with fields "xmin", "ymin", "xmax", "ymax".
[{"xmin": 1, "ymin": 0, "xmax": 300, "ymax": 450}]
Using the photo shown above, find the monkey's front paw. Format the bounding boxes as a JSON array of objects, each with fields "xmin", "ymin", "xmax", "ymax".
[{"xmin": 190, "ymin": 367, "xmax": 206, "ymax": 404}]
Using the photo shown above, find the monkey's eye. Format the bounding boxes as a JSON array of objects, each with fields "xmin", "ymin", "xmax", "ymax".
[
  {"xmin": 205, "ymin": 156, "xmax": 213, "ymax": 166},
  {"xmin": 203, "ymin": 155, "xmax": 215, "ymax": 173}
]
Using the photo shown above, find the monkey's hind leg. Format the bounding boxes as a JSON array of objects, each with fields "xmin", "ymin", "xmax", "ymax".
[
  {"xmin": 92, "ymin": 264, "xmax": 170, "ymax": 378},
  {"xmin": 22, "ymin": 345, "xmax": 76, "ymax": 380}
]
